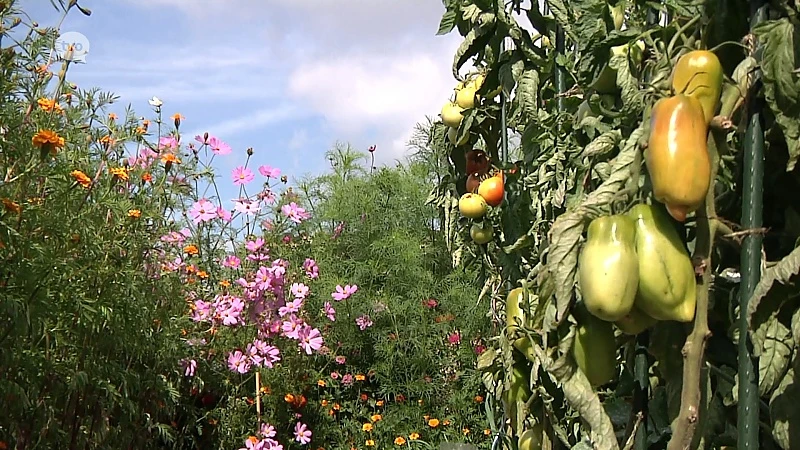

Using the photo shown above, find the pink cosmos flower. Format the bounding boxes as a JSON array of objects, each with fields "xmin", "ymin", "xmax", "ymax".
[
  {"xmin": 180, "ymin": 358, "xmax": 197, "ymax": 377},
  {"xmin": 278, "ymin": 298, "xmax": 303, "ymax": 317},
  {"xmin": 234, "ymin": 199, "xmax": 261, "ymax": 216},
  {"xmin": 260, "ymin": 423, "xmax": 276, "ymax": 439},
  {"xmin": 331, "ymin": 284, "xmax": 358, "ymax": 301},
  {"xmin": 259, "ymin": 189, "xmax": 277, "ymax": 204},
  {"xmin": 291, "ymin": 282, "xmax": 309, "ymax": 299},
  {"xmin": 258, "ymin": 165, "xmax": 281, "ymax": 178},
  {"xmin": 217, "ymin": 206, "xmax": 232, "ymax": 222},
  {"xmin": 322, "ymin": 302, "xmax": 336, "ymax": 321},
  {"xmin": 335, "ymin": 355, "xmax": 346, "ymax": 365},
  {"xmin": 227, "ymin": 350, "xmax": 250, "ymax": 374},
  {"xmin": 330, "ymin": 371, "xmax": 340, "ymax": 380},
  {"xmin": 341, "ymin": 373, "xmax": 354, "ymax": 386},
  {"xmin": 298, "ymin": 326, "xmax": 324, "ymax": 355},
  {"xmin": 355, "ymin": 315, "xmax": 373, "ymax": 331},
  {"xmin": 232, "ymin": 166, "xmax": 255, "ymax": 186},
  {"xmin": 282, "ymin": 315, "xmax": 304, "ymax": 340},
  {"xmin": 222, "ymin": 255, "xmax": 241, "ymax": 269},
  {"xmin": 189, "ymin": 198, "xmax": 218, "ymax": 224},
  {"xmin": 208, "ymin": 136, "xmax": 231, "ymax": 155},
  {"xmin": 246, "ymin": 238, "xmax": 265, "ymax": 252},
  {"xmin": 281, "ymin": 202, "xmax": 311, "ymax": 224},
  {"xmin": 158, "ymin": 135, "xmax": 179, "ymax": 150},
  {"xmin": 303, "ymin": 259, "xmax": 319, "ymax": 279},
  {"xmin": 293, "ymin": 422, "xmax": 312, "ymax": 445}
]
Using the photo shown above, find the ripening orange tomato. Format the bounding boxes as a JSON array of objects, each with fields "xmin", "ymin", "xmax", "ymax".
[{"xmin": 478, "ymin": 173, "xmax": 504, "ymax": 207}]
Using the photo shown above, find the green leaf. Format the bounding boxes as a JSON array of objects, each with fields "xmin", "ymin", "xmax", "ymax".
[
  {"xmin": 452, "ymin": 23, "xmax": 495, "ymax": 79},
  {"xmin": 510, "ymin": 68, "xmax": 539, "ymax": 127},
  {"xmin": 753, "ymin": 18, "xmax": 800, "ymax": 171},
  {"xmin": 609, "ymin": 53, "xmax": 643, "ymax": 113},
  {"xmin": 756, "ymin": 316, "xmax": 794, "ymax": 396},
  {"xmin": 746, "ymin": 243, "xmax": 800, "ymax": 329},
  {"xmin": 769, "ymin": 365, "xmax": 800, "ymax": 450},
  {"xmin": 581, "ymin": 129, "xmax": 622, "ymax": 158},
  {"xmin": 436, "ymin": 7, "xmax": 458, "ymax": 35},
  {"xmin": 548, "ymin": 124, "xmax": 644, "ymax": 323}
]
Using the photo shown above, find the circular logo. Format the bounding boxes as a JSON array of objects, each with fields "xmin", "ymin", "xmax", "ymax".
[{"xmin": 55, "ymin": 31, "xmax": 90, "ymax": 62}]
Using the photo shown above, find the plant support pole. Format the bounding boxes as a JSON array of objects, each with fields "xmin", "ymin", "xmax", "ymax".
[{"xmin": 738, "ymin": 1, "xmax": 767, "ymax": 449}]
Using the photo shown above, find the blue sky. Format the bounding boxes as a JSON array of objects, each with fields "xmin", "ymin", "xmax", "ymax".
[{"xmin": 19, "ymin": 0, "xmax": 465, "ymax": 202}]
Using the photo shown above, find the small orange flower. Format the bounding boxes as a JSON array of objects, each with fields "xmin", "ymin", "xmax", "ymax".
[
  {"xmin": 409, "ymin": 432, "xmax": 420, "ymax": 440},
  {"xmin": 474, "ymin": 395, "xmax": 484, "ymax": 403},
  {"xmin": 99, "ymin": 135, "xmax": 116, "ymax": 147},
  {"xmin": 183, "ymin": 244, "xmax": 199, "ymax": 255},
  {"xmin": 360, "ymin": 393, "xmax": 368, "ymax": 401},
  {"xmin": 365, "ymin": 440, "xmax": 375, "ymax": 447},
  {"xmin": 247, "ymin": 436, "xmax": 258, "ymax": 444},
  {"xmin": 32, "ymin": 129, "xmax": 65, "ymax": 153},
  {"xmin": 362, "ymin": 423, "xmax": 373, "ymax": 432},
  {"xmin": 328, "ymin": 409, "xmax": 335, "ymax": 416},
  {"xmin": 110, "ymin": 167, "xmax": 129, "ymax": 181},
  {"xmin": 284, "ymin": 393, "xmax": 295, "ymax": 404},
  {"xmin": 463, "ymin": 428, "xmax": 470, "ymax": 435},
  {"xmin": 317, "ymin": 379, "xmax": 326, "ymax": 387},
  {"xmin": 127, "ymin": 209, "xmax": 141, "ymax": 218},
  {"xmin": 321, "ymin": 399, "xmax": 329, "ymax": 407},
  {"xmin": 142, "ymin": 119, "xmax": 151, "ymax": 127},
  {"xmin": 219, "ymin": 279, "xmax": 231, "ymax": 288},
  {"xmin": 428, "ymin": 418, "xmax": 440, "ymax": 428},
  {"xmin": 355, "ymin": 374, "xmax": 366, "ymax": 381},
  {"xmin": 141, "ymin": 172, "xmax": 153, "ymax": 182},
  {"xmin": 70, "ymin": 170, "xmax": 92, "ymax": 189},
  {"xmin": 332, "ymin": 403, "xmax": 341, "ymax": 411},
  {"xmin": 376, "ymin": 400, "xmax": 384, "ymax": 407},
  {"xmin": 442, "ymin": 419, "xmax": 451, "ymax": 426},
  {"xmin": 370, "ymin": 414, "xmax": 382, "ymax": 422},
  {"xmin": 161, "ymin": 153, "xmax": 181, "ymax": 165},
  {"xmin": 135, "ymin": 126, "xmax": 147, "ymax": 134},
  {"xmin": 483, "ymin": 429, "xmax": 491, "ymax": 436},
  {"xmin": 37, "ymin": 98, "xmax": 62, "ymax": 113},
  {"xmin": 2, "ymin": 198, "xmax": 21, "ymax": 214},
  {"xmin": 207, "ymin": 418, "xmax": 218, "ymax": 426},
  {"xmin": 197, "ymin": 270, "xmax": 209, "ymax": 279},
  {"xmin": 418, "ymin": 399, "xmax": 424, "ymax": 406},
  {"xmin": 394, "ymin": 436, "xmax": 406, "ymax": 445},
  {"xmin": 260, "ymin": 385, "xmax": 271, "ymax": 394},
  {"xmin": 171, "ymin": 113, "xmax": 185, "ymax": 121},
  {"xmin": 108, "ymin": 113, "xmax": 118, "ymax": 120}
]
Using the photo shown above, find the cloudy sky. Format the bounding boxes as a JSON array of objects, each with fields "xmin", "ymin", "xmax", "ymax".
[{"xmin": 20, "ymin": 0, "xmax": 466, "ymax": 192}]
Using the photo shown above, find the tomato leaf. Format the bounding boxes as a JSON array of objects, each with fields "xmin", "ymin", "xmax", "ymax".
[
  {"xmin": 609, "ymin": 53, "xmax": 643, "ymax": 113},
  {"xmin": 769, "ymin": 365, "xmax": 800, "ymax": 450},
  {"xmin": 436, "ymin": 7, "xmax": 458, "ymax": 36},
  {"xmin": 509, "ymin": 68, "xmax": 539, "ymax": 128},
  {"xmin": 581, "ymin": 129, "xmax": 622, "ymax": 158},
  {"xmin": 755, "ymin": 316, "xmax": 794, "ymax": 397},
  {"xmin": 548, "ymin": 124, "xmax": 644, "ymax": 323},
  {"xmin": 753, "ymin": 18, "xmax": 800, "ymax": 171},
  {"xmin": 452, "ymin": 22, "xmax": 495, "ymax": 79},
  {"xmin": 746, "ymin": 243, "xmax": 800, "ymax": 330}
]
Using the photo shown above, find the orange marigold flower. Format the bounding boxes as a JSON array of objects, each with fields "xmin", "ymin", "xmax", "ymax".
[
  {"xmin": 474, "ymin": 395, "xmax": 484, "ymax": 403},
  {"xmin": 110, "ymin": 167, "xmax": 129, "ymax": 181},
  {"xmin": 370, "ymin": 414, "xmax": 382, "ymax": 422},
  {"xmin": 355, "ymin": 374, "xmax": 365, "ymax": 381},
  {"xmin": 127, "ymin": 209, "xmax": 141, "ymax": 218},
  {"xmin": 183, "ymin": 244, "xmax": 199, "ymax": 255},
  {"xmin": 284, "ymin": 394, "xmax": 295, "ymax": 404},
  {"xmin": 32, "ymin": 130, "xmax": 65, "ymax": 152},
  {"xmin": 171, "ymin": 113, "xmax": 185, "ymax": 121},
  {"xmin": 135, "ymin": 126, "xmax": 147, "ymax": 134},
  {"xmin": 409, "ymin": 432, "xmax": 420, "ymax": 440},
  {"xmin": 463, "ymin": 428, "xmax": 470, "ymax": 435},
  {"xmin": 161, "ymin": 153, "xmax": 181, "ymax": 165},
  {"xmin": 219, "ymin": 279, "xmax": 230, "ymax": 288},
  {"xmin": 362, "ymin": 423, "xmax": 373, "ymax": 432},
  {"xmin": 108, "ymin": 113, "xmax": 118, "ymax": 120},
  {"xmin": 141, "ymin": 172, "xmax": 153, "ymax": 183},
  {"xmin": 317, "ymin": 379, "xmax": 326, "ymax": 387},
  {"xmin": 428, "ymin": 418, "xmax": 440, "ymax": 428},
  {"xmin": 2, "ymin": 198, "xmax": 21, "ymax": 214},
  {"xmin": 394, "ymin": 436, "xmax": 406, "ymax": 445},
  {"xmin": 483, "ymin": 429, "xmax": 491, "ymax": 436},
  {"xmin": 197, "ymin": 270, "xmax": 209, "ymax": 279},
  {"xmin": 332, "ymin": 403, "xmax": 341, "ymax": 411},
  {"xmin": 70, "ymin": 170, "xmax": 92, "ymax": 188},
  {"xmin": 320, "ymin": 399, "xmax": 329, "ymax": 407},
  {"xmin": 376, "ymin": 400, "xmax": 384, "ymax": 407},
  {"xmin": 99, "ymin": 135, "xmax": 116, "ymax": 147},
  {"xmin": 36, "ymin": 98, "xmax": 62, "ymax": 113},
  {"xmin": 365, "ymin": 440, "xmax": 375, "ymax": 447}
]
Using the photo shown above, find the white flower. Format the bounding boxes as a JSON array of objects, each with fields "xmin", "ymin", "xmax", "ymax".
[{"xmin": 148, "ymin": 96, "xmax": 163, "ymax": 107}]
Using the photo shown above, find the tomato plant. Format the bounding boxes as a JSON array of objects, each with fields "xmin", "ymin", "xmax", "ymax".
[{"xmin": 429, "ymin": 0, "xmax": 800, "ymax": 449}]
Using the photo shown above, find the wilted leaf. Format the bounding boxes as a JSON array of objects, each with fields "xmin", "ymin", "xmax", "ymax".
[
  {"xmin": 548, "ymin": 125, "xmax": 644, "ymax": 323},
  {"xmin": 746, "ymin": 244, "xmax": 800, "ymax": 329},
  {"xmin": 515, "ymin": 69, "xmax": 540, "ymax": 123},
  {"xmin": 581, "ymin": 129, "xmax": 622, "ymax": 158},
  {"xmin": 452, "ymin": 25, "xmax": 495, "ymax": 79},
  {"xmin": 769, "ymin": 365, "xmax": 800, "ymax": 450},
  {"xmin": 756, "ymin": 317, "xmax": 794, "ymax": 396},
  {"xmin": 753, "ymin": 18, "xmax": 800, "ymax": 171},
  {"xmin": 609, "ymin": 53, "xmax": 643, "ymax": 113},
  {"xmin": 436, "ymin": 7, "xmax": 458, "ymax": 35}
]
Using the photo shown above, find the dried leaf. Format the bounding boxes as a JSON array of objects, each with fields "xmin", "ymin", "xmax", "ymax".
[
  {"xmin": 746, "ymin": 244, "xmax": 800, "ymax": 329},
  {"xmin": 581, "ymin": 129, "xmax": 622, "ymax": 158},
  {"xmin": 769, "ymin": 365, "xmax": 800, "ymax": 449}
]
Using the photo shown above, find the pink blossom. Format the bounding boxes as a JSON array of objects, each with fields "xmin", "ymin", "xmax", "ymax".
[
  {"xmin": 423, "ymin": 298, "xmax": 438, "ymax": 309},
  {"xmin": 448, "ymin": 331, "xmax": 461, "ymax": 345},
  {"xmin": 281, "ymin": 202, "xmax": 311, "ymax": 224},
  {"xmin": 258, "ymin": 165, "xmax": 281, "ymax": 178},
  {"xmin": 259, "ymin": 189, "xmax": 277, "ymax": 204},
  {"xmin": 335, "ymin": 355, "xmax": 346, "ymax": 365},
  {"xmin": 474, "ymin": 344, "xmax": 487, "ymax": 355},
  {"xmin": 278, "ymin": 298, "xmax": 303, "ymax": 317},
  {"xmin": 208, "ymin": 136, "xmax": 231, "ymax": 155},
  {"xmin": 298, "ymin": 326, "xmax": 324, "ymax": 355},
  {"xmin": 260, "ymin": 423, "xmax": 277, "ymax": 439},
  {"xmin": 232, "ymin": 166, "xmax": 255, "ymax": 186},
  {"xmin": 227, "ymin": 350, "xmax": 251, "ymax": 374},
  {"xmin": 180, "ymin": 358, "xmax": 197, "ymax": 377},
  {"xmin": 189, "ymin": 198, "xmax": 217, "ymax": 224},
  {"xmin": 281, "ymin": 315, "xmax": 304, "ymax": 340},
  {"xmin": 303, "ymin": 258, "xmax": 319, "ymax": 279},
  {"xmin": 217, "ymin": 207, "xmax": 232, "ymax": 222},
  {"xmin": 322, "ymin": 302, "xmax": 336, "ymax": 321},
  {"xmin": 331, "ymin": 284, "xmax": 358, "ymax": 301},
  {"xmin": 246, "ymin": 238, "xmax": 265, "ymax": 252},
  {"xmin": 330, "ymin": 371, "xmax": 340, "ymax": 380},
  {"xmin": 222, "ymin": 255, "xmax": 241, "ymax": 269},
  {"xmin": 355, "ymin": 315, "xmax": 373, "ymax": 331},
  {"xmin": 341, "ymin": 373, "xmax": 354, "ymax": 385},
  {"xmin": 158, "ymin": 135, "xmax": 179, "ymax": 150},
  {"xmin": 291, "ymin": 282, "xmax": 309, "ymax": 299},
  {"xmin": 293, "ymin": 422, "xmax": 312, "ymax": 445},
  {"xmin": 234, "ymin": 199, "xmax": 261, "ymax": 216}
]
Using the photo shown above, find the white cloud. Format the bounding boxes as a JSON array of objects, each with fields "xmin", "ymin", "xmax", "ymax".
[{"xmin": 184, "ymin": 105, "xmax": 304, "ymax": 140}]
